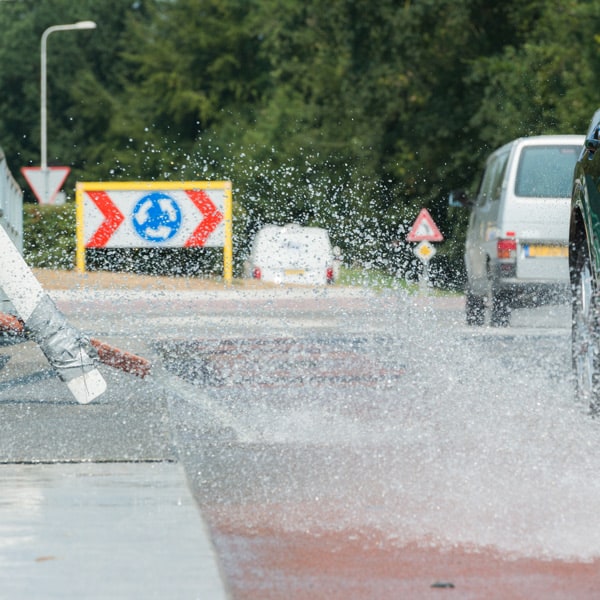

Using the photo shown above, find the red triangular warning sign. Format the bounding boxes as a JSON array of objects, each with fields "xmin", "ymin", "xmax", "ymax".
[{"xmin": 406, "ymin": 208, "xmax": 444, "ymax": 242}]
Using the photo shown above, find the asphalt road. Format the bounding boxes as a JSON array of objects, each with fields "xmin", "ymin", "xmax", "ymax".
[{"xmin": 4, "ymin": 280, "xmax": 600, "ymax": 598}]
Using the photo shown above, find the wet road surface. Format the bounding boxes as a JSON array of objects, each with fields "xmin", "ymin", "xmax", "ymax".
[{"xmin": 4, "ymin": 279, "xmax": 600, "ymax": 598}]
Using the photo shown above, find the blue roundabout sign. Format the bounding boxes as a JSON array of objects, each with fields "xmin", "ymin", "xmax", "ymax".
[{"xmin": 132, "ymin": 192, "xmax": 182, "ymax": 242}]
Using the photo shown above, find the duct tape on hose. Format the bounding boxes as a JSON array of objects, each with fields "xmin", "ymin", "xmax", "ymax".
[{"xmin": 24, "ymin": 295, "xmax": 98, "ymax": 382}]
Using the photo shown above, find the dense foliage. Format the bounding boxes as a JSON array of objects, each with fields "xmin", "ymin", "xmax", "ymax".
[{"xmin": 1, "ymin": 0, "xmax": 597, "ymax": 284}]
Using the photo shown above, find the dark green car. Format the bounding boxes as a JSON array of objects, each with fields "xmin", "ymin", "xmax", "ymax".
[{"xmin": 569, "ymin": 108, "xmax": 600, "ymax": 412}]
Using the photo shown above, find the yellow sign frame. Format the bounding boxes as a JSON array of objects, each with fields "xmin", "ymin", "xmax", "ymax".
[{"xmin": 75, "ymin": 180, "xmax": 233, "ymax": 282}]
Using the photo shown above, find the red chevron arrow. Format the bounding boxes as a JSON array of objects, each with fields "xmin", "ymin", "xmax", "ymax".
[
  {"xmin": 184, "ymin": 189, "xmax": 224, "ymax": 247},
  {"xmin": 86, "ymin": 191, "xmax": 125, "ymax": 247}
]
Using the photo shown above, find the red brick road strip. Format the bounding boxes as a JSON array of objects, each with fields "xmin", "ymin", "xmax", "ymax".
[{"xmin": 209, "ymin": 518, "xmax": 600, "ymax": 600}]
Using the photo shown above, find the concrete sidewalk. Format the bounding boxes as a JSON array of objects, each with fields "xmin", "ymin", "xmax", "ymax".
[
  {"xmin": 0, "ymin": 462, "xmax": 227, "ymax": 600},
  {"xmin": 0, "ymin": 339, "xmax": 229, "ymax": 599}
]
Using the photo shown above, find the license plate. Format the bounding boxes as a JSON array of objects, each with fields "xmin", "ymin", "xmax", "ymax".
[
  {"xmin": 284, "ymin": 269, "xmax": 305, "ymax": 276},
  {"xmin": 523, "ymin": 244, "xmax": 568, "ymax": 258}
]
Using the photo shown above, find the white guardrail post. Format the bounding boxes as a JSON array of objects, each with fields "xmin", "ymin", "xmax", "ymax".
[
  {"xmin": 0, "ymin": 147, "xmax": 23, "ymax": 251},
  {"xmin": 0, "ymin": 148, "xmax": 23, "ymax": 312}
]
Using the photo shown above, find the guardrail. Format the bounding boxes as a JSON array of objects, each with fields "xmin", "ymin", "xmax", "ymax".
[
  {"xmin": 0, "ymin": 148, "xmax": 23, "ymax": 311},
  {"xmin": 0, "ymin": 147, "xmax": 23, "ymax": 253}
]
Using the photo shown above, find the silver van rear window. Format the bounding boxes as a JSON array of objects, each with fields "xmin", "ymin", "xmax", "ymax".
[{"xmin": 515, "ymin": 145, "xmax": 580, "ymax": 198}]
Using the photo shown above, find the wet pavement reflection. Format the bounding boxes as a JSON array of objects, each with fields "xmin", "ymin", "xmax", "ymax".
[{"xmin": 3, "ymin": 281, "xmax": 600, "ymax": 598}]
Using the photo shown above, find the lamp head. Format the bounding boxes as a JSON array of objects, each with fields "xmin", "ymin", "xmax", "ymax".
[{"xmin": 73, "ymin": 21, "xmax": 97, "ymax": 30}]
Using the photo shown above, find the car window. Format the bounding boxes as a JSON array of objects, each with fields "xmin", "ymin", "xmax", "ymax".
[
  {"xmin": 477, "ymin": 151, "xmax": 508, "ymax": 206},
  {"xmin": 489, "ymin": 151, "xmax": 508, "ymax": 202},
  {"xmin": 251, "ymin": 227, "xmax": 332, "ymax": 269},
  {"xmin": 586, "ymin": 108, "xmax": 600, "ymax": 138},
  {"xmin": 515, "ymin": 145, "xmax": 580, "ymax": 198}
]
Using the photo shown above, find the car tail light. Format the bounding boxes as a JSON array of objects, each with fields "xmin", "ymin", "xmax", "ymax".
[
  {"xmin": 252, "ymin": 267, "xmax": 262, "ymax": 279},
  {"xmin": 326, "ymin": 267, "xmax": 334, "ymax": 283},
  {"xmin": 497, "ymin": 239, "xmax": 517, "ymax": 259}
]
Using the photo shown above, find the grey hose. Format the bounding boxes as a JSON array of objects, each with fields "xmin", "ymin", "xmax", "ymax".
[{"xmin": 24, "ymin": 295, "xmax": 98, "ymax": 382}]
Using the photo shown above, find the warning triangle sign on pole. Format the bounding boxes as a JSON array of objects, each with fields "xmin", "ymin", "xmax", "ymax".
[
  {"xmin": 406, "ymin": 208, "xmax": 444, "ymax": 242},
  {"xmin": 21, "ymin": 166, "xmax": 70, "ymax": 205}
]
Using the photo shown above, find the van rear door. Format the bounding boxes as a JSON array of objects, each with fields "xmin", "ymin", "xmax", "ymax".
[{"xmin": 504, "ymin": 143, "xmax": 580, "ymax": 282}]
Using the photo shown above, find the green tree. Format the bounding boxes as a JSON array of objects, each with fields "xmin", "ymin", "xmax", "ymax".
[
  {"xmin": 2, "ymin": 0, "xmax": 600, "ymax": 284},
  {"xmin": 0, "ymin": 0, "xmax": 155, "ymax": 195},
  {"xmin": 469, "ymin": 1, "xmax": 599, "ymax": 149}
]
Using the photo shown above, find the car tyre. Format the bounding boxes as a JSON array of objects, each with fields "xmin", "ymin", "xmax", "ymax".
[
  {"xmin": 490, "ymin": 289, "xmax": 511, "ymax": 327},
  {"xmin": 571, "ymin": 244, "xmax": 600, "ymax": 413},
  {"xmin": 465, "ymin": 291, "xmax": 485, "ymax": 326}
]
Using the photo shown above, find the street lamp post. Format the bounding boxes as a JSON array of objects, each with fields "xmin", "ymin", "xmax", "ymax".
[{"xmin": 40, "ymin": 20, "xmax": 96, "ymax": 202}]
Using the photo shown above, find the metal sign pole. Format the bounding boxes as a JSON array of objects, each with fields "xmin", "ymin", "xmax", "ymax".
[{"xmin": 419, "ymin": 261, "xmax": 429, "ymax": 294}]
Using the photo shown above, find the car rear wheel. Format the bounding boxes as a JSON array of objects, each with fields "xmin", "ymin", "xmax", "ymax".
[
  {"xmin": 465, "ymin": 291, "xmax": 485, "ymax": 326},
  {"xmin": 572, "ymin": 247, "xmax": 600, "ymax": 413},
  {"xmin": 490, "ymin": 289, "xmax": 511, "ymax": 327}
]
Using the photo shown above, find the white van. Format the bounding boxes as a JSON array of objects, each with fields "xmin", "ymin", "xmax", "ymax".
[
  {"xmin": 247, "ymin": 224, "xmax": 335, "ymax": 285},
  {"xmin": 454, "ymin": 134, "xmax": 584, "ymax": 326}
]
